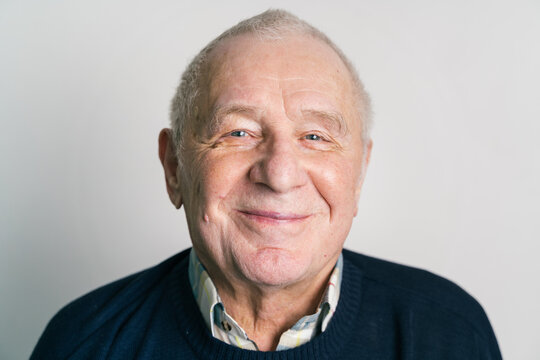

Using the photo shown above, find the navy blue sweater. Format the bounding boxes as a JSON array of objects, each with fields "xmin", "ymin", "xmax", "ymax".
[{"xmin": 31, "ymin": 249, "xmax": 502, "ymax": 359}]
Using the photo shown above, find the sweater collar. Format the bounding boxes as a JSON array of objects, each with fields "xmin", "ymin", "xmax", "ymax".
[{"xmin": 170, "ymin": 248, "xmax": 363, "ymax": 359}]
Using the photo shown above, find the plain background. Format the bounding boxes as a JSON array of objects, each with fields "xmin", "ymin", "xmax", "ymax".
[{"xmin": 1, "ymin": 0, "xmax": 539, "ymax": 358}]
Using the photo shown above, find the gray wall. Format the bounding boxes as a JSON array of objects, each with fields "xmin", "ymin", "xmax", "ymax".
[{"xmin": 1, "ymin": 1, "xmax": 538, "ymax": 358}]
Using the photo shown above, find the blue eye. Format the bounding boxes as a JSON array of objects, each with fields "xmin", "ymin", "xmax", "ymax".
[
  {"xmin": 230, "ymin": 130, "xmax": 247, "ymax": 137},
  {"xmin": 305, "ymin": 134, "xmax": 322, "ymax": 141}
]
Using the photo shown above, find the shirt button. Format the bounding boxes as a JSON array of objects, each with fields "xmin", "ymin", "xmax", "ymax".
[{"xmin": 221, "ymin": 320, "xmax": 232, "ymax": 331}]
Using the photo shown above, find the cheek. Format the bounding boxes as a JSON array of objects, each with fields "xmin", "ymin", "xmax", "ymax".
[
  {"xmin": 186, "ymin": 154, "xmax": 250, "ymax": 261},
  {"xmin": 309, "ymin": 156, "xmax": 360, "ymax": 216},
  {"xmin": 194, "ymin": 152, "xmax": 253, "ymax": 214}
]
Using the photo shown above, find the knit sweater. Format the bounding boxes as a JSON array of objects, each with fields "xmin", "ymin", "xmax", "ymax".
[{"xmin": 31, "ymin": 248, "xmax": 502, "ymax": 359}]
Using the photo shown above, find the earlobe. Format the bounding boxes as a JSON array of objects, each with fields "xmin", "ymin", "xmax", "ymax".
[
  {"xmin": 353, "ymin": 139, "xmax": 373, "ymax": 217},
  {"xmin": 158, "ymin": 128, "xmax": 183, "ymax": 209},
  {"xmin": 364, "ymin": 139, "xmax": 373, "ymax": 167}
]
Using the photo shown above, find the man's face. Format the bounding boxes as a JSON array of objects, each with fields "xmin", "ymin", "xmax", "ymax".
[{"xmin": 179, "ymin": 34, "xmax": 371, "ymax": 288}]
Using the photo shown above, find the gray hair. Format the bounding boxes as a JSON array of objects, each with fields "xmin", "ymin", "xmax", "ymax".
[{"xmin": 169, "ymin": 9, "xmax": 372, "ymax": 159}]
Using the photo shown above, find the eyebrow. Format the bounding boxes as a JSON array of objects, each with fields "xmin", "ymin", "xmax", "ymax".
[
  {"xmin": 206, "ymin": 104, "xmax": 349, "ymax": 137},
  {"xmin": 301, "ymin": 109, "xmax": 349, "ymax": 136},
  {"xmin": 207, "ymin": 104, "xmax": 262, "ymax": 135}
]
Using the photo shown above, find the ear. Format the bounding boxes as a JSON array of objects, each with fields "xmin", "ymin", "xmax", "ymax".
[
  {"xmin": 353, "ymin": 139, "xmax": 373, "ymax": 217},
  {"xmin": 158, "ymin": 128, "xmax": 183, "ymax": 209}
]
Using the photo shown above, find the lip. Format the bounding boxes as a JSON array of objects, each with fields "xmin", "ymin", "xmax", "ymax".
[{"xmin": 237, "ymin": 209, "xmax": 311, "ymax": 223}]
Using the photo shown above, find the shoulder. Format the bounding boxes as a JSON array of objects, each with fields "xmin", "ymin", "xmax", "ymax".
[
  {"xmin": 342, "ymin": 249, "xmax": 500, "ymax": 354},
  {"xmin": 343, "ymin": 249, "xmax": 480, "ymax": 311},
  {"xmin": 31, "ymin": 249, "xmax": 191, "ymax": 359}
]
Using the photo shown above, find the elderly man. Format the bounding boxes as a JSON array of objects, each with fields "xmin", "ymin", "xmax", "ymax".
[{"xmin": 32, "ymin": 10, "xmax": 501, "ymax": 359}]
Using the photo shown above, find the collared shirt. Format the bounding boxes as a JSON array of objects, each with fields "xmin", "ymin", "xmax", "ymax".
[{"xmin": 187, "ymin": 249, "xmax": 343, "ymax": 351}]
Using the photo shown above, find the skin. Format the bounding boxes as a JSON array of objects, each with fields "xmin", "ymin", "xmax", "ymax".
[{"xmin": 159, "ymin": 33, "xmax": 372, "ymax": 351}]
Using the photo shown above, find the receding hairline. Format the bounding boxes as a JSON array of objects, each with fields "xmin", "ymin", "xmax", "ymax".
[{"xmin": 196, "ymin": 32, "xmax": 363, "ymax": 124}]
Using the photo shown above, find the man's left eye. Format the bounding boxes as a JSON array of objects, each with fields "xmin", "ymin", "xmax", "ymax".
[{"xmin": 304, "ymin": 134, "xmax": 322, "ymax": 141}]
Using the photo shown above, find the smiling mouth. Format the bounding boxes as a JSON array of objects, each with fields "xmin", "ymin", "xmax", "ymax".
[{"xmin": 237, "ymin": 210, "xmax": 311, "ymax": 223}]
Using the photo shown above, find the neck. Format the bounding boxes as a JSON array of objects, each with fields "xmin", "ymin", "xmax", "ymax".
[{"xmin": 214, "ymin": 261, "xmax": 337, "ymax": 351}]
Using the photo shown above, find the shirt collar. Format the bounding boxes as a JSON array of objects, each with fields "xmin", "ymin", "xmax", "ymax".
[{"xmin": 188, "ymin": 249, "xmax": 222, "ymax": 335}]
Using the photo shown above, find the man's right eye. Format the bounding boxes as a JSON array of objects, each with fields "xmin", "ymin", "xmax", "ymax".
[{"xmin": 230, "ymin": 130, "xmax": 247, "ymax": 137}]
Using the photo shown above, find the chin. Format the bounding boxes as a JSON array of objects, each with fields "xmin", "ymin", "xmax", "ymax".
[{"xmin": 239, "ymin": 247, "xmax": 312, "ymax": 287}]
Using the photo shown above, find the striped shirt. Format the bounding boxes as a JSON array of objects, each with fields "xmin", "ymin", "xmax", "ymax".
[{"xmin": 187, "ymin": 249, "xmax": 343, "ymax": 351}]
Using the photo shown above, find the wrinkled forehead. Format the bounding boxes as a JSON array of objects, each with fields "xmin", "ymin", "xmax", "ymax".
[{"xmin": 199, "ymin": 33, "xmax": 358, "ymax": 118}]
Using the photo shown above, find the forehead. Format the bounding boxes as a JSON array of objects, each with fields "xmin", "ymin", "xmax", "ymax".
[{"xmin": 203, "ymin": 34, "xmax": 358, "ymax": 120}]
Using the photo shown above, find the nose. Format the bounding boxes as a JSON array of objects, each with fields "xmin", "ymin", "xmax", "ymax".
[{"xmin": 249, "ymin": 136, "xmax": 308, "ymax": 193}]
